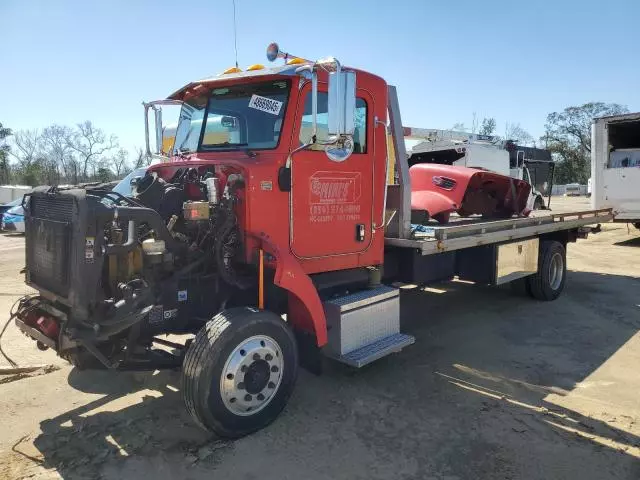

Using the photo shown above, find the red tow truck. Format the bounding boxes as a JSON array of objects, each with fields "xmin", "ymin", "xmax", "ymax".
[{"xmin": 14, "ymin": 42, "xmax": 611, "ymax": 437}]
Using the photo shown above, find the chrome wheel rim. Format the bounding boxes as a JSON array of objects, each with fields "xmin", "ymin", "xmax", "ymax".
[
  {"xmin": 549, "ymin": 252, "xmax": 564, "ymax": 290},
  {"xmin": 220, "ymin": 335, "xmax": 284, "ymax": 416}
]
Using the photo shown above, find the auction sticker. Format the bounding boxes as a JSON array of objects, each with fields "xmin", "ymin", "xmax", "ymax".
[{"xmin": 248, "ymin": 94, "xmax": 283, "ymax": 115}]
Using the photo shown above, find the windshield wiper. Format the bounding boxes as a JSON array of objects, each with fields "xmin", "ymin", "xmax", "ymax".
[
  {"xmin": 203, "ymin": 142, "xmax": 256, "ymax": 158},
  {"xmin": 204, "ymin": 142, "xmax": 249, "ymax": 148}
]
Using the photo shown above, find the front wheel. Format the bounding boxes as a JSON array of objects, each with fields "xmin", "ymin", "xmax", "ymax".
[
  {"xmin": 526, "ymin": 240, "xmax": 566, "ymax": 301},
  {"xmin": 182, "ymin": 307, "xmax": 298, "ymax": 438}
]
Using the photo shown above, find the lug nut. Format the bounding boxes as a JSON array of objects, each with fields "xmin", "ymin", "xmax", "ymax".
[
  {"xmin": 241, "ymin": 365, "xmax": 248, "ymax": 373},
  {"xmin": 257, "ymin": 393, "xmax": 265, "ymax": 401},
  {"xmin": 253, "ymin": 353, "xmax": 261, "ymax": 361},
  {"xmin": 244, "ymin": 394, "xmax": 252, "ymax": 402},
  {"xmin": 267, "ymin": 382, "xmax": 275, "ymax": 389},
  {"xmin": 271, "ymin": 365, "xmax": 279, "ymax": 373},
  {"xmin": 265, "ymin": 354, "xmax": 273, "ymax": 361},
  {"xmin": 238, "ymin": 382, "xmax": 245, "ymax": 390}
]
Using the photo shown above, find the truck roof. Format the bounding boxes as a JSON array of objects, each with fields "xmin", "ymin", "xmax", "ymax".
[
  {"xmin": 167, "ymin": 62, "xmax": 386, "ymax": 101},
  {"xmin": 595, "ymin": 112, "xmax": 640, "ymax": 123}
]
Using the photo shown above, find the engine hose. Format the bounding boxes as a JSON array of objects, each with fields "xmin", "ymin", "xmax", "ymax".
[
  {"xmin": 214, "ymin": 210, "xmax": 252, "ymax": 289},
  {"xmin": 0, "ymin": 296, "xmax": 41, "ymax": 367}
]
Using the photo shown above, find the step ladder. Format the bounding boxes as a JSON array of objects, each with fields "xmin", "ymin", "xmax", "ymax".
[{"xmin": 323, "ymin": 285, "xmax": 415, "ymax": 367}]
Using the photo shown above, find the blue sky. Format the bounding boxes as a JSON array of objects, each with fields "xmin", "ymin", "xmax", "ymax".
[{"xmin": 1, "ymin": 0, "xmax": 639, "ymax": 157}]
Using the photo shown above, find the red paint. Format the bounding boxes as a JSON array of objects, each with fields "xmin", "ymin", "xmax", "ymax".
[
  {"xmin": 36, "ymin": 315, "xmax": 59, "ymax": 339},
  {"xmin": 410, "ymin": 164, "xmax": 531, "ymax": 222},
  {"xmin": 146, "ymin": 69, "xmax": 389, "ymax": 345}
]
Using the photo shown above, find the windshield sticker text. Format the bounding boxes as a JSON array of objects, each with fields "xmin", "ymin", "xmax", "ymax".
[{"xmin": 248, "ymin": 94, "xmax": 283, "ymax": 115}]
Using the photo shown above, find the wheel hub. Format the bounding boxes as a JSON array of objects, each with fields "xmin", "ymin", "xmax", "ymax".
[
  {"xmin": 549, "ymin": 252, "xmax": 564, "ymax": 290},
  {"xmin": 220, "ymin": 335, "xmax": 284, "ymax": 416},
  {"xmin": 244, "ymin": 359, "xmax": 270, "ymax": 394}
]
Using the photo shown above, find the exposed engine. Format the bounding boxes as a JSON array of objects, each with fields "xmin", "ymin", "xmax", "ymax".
[{"xmin": 16, "ymin": 166, "xmax": 253, "ymax": 368}]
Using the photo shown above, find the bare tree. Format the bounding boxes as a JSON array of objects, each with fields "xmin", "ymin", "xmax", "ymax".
[
  {"xmin": 67, "ymin": 121, "xmax": 117, "ymax": 181},
  {"xmin": 10, "ymin": 129, "xmax": 42, "ymax": 168},
  {"xmin": 110, "ymin": 148, "xmax": 129, "ymax": 177},
  {"xmin": 41, "ymin": 125, "xmax": 79, "ymax": 184},
  {"xmin": 451, "ymin": 122, "xmax": 467, "ymax": 132},
  {"xmin": 133, "ymin": 147, "xmax": 147, "ymax": 169},
  {"xmin": 504, "ymin": 122, "xmax": 534, "ymax": 145}
]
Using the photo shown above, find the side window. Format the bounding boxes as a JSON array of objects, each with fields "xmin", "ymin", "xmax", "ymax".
[
  {"xmin": 299, "ymin": 92, "xmax": 367, "ymax": 153},
  {"xmin": 353, "ymin": 98, "xmax": 367, "ymax": 153}
]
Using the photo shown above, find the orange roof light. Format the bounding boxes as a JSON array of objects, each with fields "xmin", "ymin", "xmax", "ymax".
[
  {"xmin": 286, "ymin": 57, "xmax": 305, "ymax": 65},
  {"xmin": 246, "ymin": 64, "xmax": 265, "ymax": 71},
  {"xmin": 221, "ymin": 67, "xmax": 242, "ymax": 75}
]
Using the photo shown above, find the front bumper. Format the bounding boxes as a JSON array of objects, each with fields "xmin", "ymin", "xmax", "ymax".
[{"xmin": 2, "ymin": 214, "xmax": 25, "ymax": 232}]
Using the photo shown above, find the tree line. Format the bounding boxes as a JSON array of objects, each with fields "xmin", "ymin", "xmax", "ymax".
[
  {"xmin": 452, "ymin": 102, "xmax": 628, "ymax": 184},
  {"xmin": 0, "ymin": 101, "xmax": 630, "ymax": 187},
  {"xmin": 0, "ymin": 121, "xmax": 150, "ymax": 186}
]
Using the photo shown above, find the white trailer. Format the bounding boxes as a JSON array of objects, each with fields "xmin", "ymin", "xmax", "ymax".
[
  {"xmin": 0, "ymin": 185, "xmax": 32, "ymax": 204},
  {"xmin": 591, "ymin": 113, "xmax": 640, "ymax": 228}
]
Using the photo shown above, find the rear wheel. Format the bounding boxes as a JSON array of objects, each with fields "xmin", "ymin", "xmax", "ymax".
[
  {"xmin": 526, "ymin": 240, "xmax": 566, "ymax": 301},
  {"xmin": 182, "ymin": 307, "xmax": 298, "ymax": 438}
]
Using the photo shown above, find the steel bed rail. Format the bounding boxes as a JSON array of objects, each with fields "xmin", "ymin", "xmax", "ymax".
[{"xmin": 384, "ymin": 208, "xmax": 613, "ymax": 255}]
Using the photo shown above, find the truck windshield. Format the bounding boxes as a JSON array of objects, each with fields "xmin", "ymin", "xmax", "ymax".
[
  {"xmin": 172, "ymin": 102, "xmax": 206, "ymax": 154},
  {"xmin": 199, "ymin": 80, "xmax": 290, "ymax": 151}
]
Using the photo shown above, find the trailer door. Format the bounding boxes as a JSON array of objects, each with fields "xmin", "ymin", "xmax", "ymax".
[{"xmin": 594, "ymin": 118, "xmax": 640, "ymax": 220}]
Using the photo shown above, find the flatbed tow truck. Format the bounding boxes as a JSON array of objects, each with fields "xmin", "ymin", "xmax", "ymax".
[{"xmin": 11, "ymin": 42, "xmax": 612, "ymax": 438}]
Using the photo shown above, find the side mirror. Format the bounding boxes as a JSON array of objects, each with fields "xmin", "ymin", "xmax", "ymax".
[
  {"xmin": 221, "ymin": 116, "xmax": 238, "ymax": 129},
  {"xmin": 143, "ymin": 100, "xmax": 183, "ymax": 158},
  {"xmin": 130, "ymin": 175, "xmax": 142, "ymax": 187},
  {"xmin": 328, "ymin": 70, "xmax": 356, "ymax": 136}
]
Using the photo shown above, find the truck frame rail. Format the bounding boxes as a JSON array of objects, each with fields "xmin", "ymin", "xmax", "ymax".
[{"xmin": 385, "ymin": 208, "xmax": 613, "ymax": 255}]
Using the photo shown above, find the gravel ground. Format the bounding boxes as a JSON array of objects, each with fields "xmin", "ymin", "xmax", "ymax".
[{"xmin": 0, "ymin": 196, "xmax": 638, "ymax": 480}]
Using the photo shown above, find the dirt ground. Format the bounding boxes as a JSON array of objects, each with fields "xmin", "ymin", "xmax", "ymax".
[{"xmin": 0, "ymin": 196, "xmax": 638, "ymax": 480}]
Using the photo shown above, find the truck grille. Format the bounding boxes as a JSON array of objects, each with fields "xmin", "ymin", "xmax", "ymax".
[
  {"xmin": 26, "ymin": 194, "xmax": 75, "ymax": 298},
  {"xmin": 30, "ymin": 194, "xmax": 74, "ymax": 221}
]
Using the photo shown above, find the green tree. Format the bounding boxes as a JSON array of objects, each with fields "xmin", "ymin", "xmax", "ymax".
[
  {"xmin": 544, "ymin": 102, "xmax": 628, "ymax": 183},
  {"xmin": 0, "ymin": 123, "xmax": 12, "ymax": 184},
  {"xmin": 96, "ymin": 167, "xmax": 113, "ymax": 183},
  {"xmin": 479, "ymin": 117, "xmax": 496, "ymax": 136}
]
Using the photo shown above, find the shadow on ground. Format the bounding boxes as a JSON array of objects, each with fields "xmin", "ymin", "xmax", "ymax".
[
  {"xmin": 13, "ymin": 270, "xmax": 640, "ymax": 480},
  {"xmin": 615, "ymin": 236, "xmax": 640, "ymax": 247}
]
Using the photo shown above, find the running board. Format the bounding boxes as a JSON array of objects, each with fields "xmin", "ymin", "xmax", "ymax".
[
  {"xmin": 330, "ymin": 333, "xmax": 415, "ymax": 368},
  {"xmin": 322, "ymin": 285, "xmax": 415, "ymax": 368}
]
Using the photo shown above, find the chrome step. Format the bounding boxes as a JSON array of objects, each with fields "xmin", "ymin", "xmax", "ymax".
[{"xmin": 331, "ymin": 332, "xmax": 415, "ymax": 368}]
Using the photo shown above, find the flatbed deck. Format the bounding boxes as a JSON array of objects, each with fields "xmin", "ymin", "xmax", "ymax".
[{"xmin": 385, "ymin": 208, "xmax": 613, "ymax": 255}]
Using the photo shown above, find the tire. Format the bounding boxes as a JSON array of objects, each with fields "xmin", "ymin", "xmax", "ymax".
[
  {"xmin": 533, "ymin": 196, "xmax": 545, "ymax": 210},
  {"xmin": 526, "ymin": 240, "xmax": 566, "ymax": 301},
  {"xmin": 182, "ymin": 307, "xmax": 298, "ymax": 438}
]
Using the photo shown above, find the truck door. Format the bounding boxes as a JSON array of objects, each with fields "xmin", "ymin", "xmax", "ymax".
[{"xmin": 289, "ymin": 85, "xmax": 374, "ymax": 258}]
